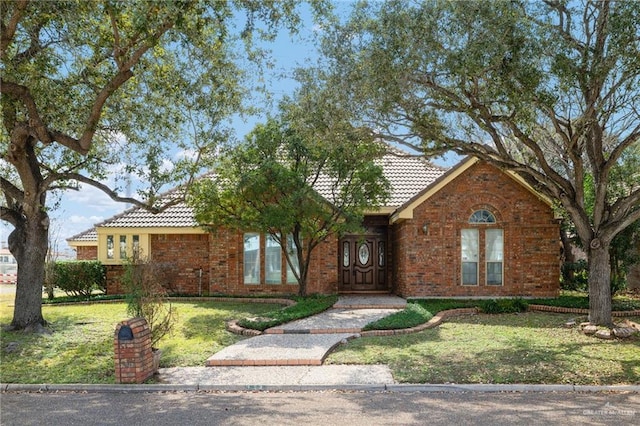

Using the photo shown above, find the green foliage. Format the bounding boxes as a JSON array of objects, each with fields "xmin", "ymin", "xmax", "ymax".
[
  {"xmin": 1, "ymin": 0, "xmax": 319, "ymax": 331},
  {"xmin": 51, "ymin": 261, "xmax": 106, "ymax": 299},
  {"xmin": 363, "ymin": 303, "xmax": 433, "ymax": 331},
  {"xmin": 237, "ymin": 294, "xmax": 338, "ymax": 331},
  {"xmin": 328, "ymin": 312, "xmax": 640, "ymax": 385},
  {"xmin": 530, "ymin": 294, "xmax": 640, "ymax": 311},
  {"xmin": 121, "ymin": 254, "xmax": 177, "ymax": 348},
  {"xmin": 315, "ymin": 0, "xmax": 640, "ymax": 325},
  {"xmin": 478, "ymin": 298, "xmax": 529, "ymax": 315},
  {"xmin": 412, "ymin": 299, "xmax": 479, "ymax": 313},
  {"xmin": 41, "ymin": 294, "xmax": 123, "ymax": 305},
  {"xmin": 561, "ymin": 260, "xmax": 589, "ymax": 292},
  {"xmin": 189, "ymin": 110, "xmax": 390, "ymax": 296},
  {"xmin": 0, "ymin": 299, "xmax": 283, "ymax": 383}
]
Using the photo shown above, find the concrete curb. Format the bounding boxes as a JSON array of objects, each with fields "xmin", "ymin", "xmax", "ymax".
[{"xmin": 3, "ymin": 382, "xmax": 639, "ymax": 394}]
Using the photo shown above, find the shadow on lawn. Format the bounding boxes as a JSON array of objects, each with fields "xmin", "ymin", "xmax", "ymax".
[{"xmin": 391, "ymin": 339, "xmax": 640, "ymax": 384}]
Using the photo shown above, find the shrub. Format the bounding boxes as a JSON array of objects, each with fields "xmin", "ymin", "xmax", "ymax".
[
  {"xmin": 238, "ymin": 294, "xmax": 338, "ymax": 331},
  {"xmin": 363, "ymin": 303, "xmax": 433, "ymax": 331},
  {"xmin": 52, "ymin": 261, "xmax": 106, "ymax": 298},
  {"xmin": 479, "ymin": 298, "xmax": 528, "ymax": 314},
  {"xmin": 121, "ymin": 253, "xmax": 177, "ymax": 348}
]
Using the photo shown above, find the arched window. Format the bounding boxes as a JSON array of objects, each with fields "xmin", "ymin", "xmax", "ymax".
[
  {"xmin": 469, "ymin": 209, "xmax": 496, "ymax": 224},
  {"xmin": 462, "ymin": 209, "xmax": 503, "ymax": 286}
]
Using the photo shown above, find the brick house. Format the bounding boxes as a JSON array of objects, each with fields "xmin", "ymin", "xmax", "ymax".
[{"xmin": 68, "ymin": 150, "xmax": 561, "ymax": 298}]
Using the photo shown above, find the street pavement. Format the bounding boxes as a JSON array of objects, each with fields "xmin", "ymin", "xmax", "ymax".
[{"xmin": 2, "ymin": 388, "xmax": 639, "ymax": 425}]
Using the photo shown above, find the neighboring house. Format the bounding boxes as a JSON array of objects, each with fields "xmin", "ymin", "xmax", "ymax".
[
  {"xmin": 67, "ymin": 149, "xmax": 561, "ymax": 298},
  {"xmin": 0, "ymin": 247, "xmax": 18, "ymax": 284}
]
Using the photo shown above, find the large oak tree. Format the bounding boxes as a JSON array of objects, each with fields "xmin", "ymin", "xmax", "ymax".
[
  {"xmin": 316, "ymin": 0, "xmax": 639, "ymax": 325},
  {"xmin": 0, "ymin": 0, "xmax": 317, "ymax": 331}
]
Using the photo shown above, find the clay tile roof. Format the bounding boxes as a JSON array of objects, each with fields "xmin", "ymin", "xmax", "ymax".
[
  {"xmin": 68, "ymin": 144, "xmax": 449, "ymax": 239},
  {"xmin": 379, "ymin": 145, "xmax": 447, "ymax": 207},
  {"xmin": 66, "ymin": 227, "xmax": 98, "ymax": 243},
  {"xmin": 312, "ymin": 144, "xmax": 447, "ymax": 207},
  {"xmin": 95, "ymin": 188, "xmax": 196, "ymax": 228}
]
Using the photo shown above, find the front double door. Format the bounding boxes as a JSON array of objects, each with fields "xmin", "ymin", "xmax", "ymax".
[{"xmin": 339, "ymin": 234, "xmax": 388, "ymax": 292}]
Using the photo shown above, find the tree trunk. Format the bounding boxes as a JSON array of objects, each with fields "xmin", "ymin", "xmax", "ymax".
[
  {"xmin": 587, "ymin": 241, "xmax": 612, "ymax": 327},
  {"xmin": 8, "ymin": 211, "xmax": 49, "ymax": 331}
]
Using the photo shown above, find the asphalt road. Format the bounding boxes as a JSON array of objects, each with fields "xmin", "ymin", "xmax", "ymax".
[{"xmin": 1, "ymin": 390, "xmax": 638, "ymax": 425}]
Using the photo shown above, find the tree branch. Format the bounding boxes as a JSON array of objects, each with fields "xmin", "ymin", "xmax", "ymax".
[
  {"xmin": 61, "ymin": 173, "xmax": 185, "ymax": 214},
  {"xmin": 0, "ymin": 0, "xmax": 29, "ymax": 59}
]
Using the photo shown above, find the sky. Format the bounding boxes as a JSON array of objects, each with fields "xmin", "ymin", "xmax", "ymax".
[{"xmin": 0, "ymin": 3, "xmax": 457, "ymax": 255}]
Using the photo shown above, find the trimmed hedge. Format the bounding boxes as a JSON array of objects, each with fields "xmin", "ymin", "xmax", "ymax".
[{"xmin": 52, "ymin": 261, "xmax": 106, "ymax": 298}]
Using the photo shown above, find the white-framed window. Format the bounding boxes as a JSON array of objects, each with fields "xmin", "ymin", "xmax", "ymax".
[
  {"xmin": 119, "ymin": 235, "xmax": 127, "ymax": 259},
  {"xmin": 243, "ymin": 233, "xmax": 300, "ymax": 285},
  {"xmin": 461, "ymin": 209, "xmax": 504, "ymax": 286},
  {"xmin": 485, "ymin": 229, "xmax": 503, "ymax": 285},
  {"xmin": 265, "ymin": 234, "xmax": 282, "ymax": 284},
  {"xmin": 469, "ymin": 209, "xmax": 496, "ymax": 224},
  {"xmin": 106, "ymin": 235, "xmax": 114, "ymax": 260},
  {"xmin": 243, "ymin": 233, "xmax": 260, "ymax": 284},
  {"xmin": 461, "ymin": 229, "xmax": 479, "ymax": 285}
]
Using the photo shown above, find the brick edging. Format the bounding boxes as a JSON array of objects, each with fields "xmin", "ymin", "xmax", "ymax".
[{"xmin": 528, "ymin": 305, "xmax": 640, "ymax": 317}]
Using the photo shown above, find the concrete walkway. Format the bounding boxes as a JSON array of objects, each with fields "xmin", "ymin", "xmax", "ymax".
[{"xmin": 159, "ymin": 295, "xmax": 405, "ymax": 385}]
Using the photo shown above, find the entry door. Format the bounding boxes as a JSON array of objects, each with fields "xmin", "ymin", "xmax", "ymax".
[{"xmin": 340, "ymin": 235, "xmax": 387, "ymax": 291}]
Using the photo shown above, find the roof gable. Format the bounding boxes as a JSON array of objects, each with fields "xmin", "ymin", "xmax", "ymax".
[{"xmin": 391, "ymin": 157, "xmax": 554, "ymax": 223}]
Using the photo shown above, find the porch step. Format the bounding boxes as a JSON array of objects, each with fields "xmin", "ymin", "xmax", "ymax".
[{"xmin": 333, "ymin": 295, "xmax": 407, "ymax": 310}]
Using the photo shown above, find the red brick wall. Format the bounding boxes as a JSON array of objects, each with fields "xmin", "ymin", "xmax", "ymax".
[
  {"xmin": 105, "ymin": 233, "xmax": 210, "ymax": 295},
  {"xmin": 393, "ymin": 161, "xmax": 560, "ymax": 298},
  {"xmin": 150, "ymin": 233, "xmax": 210, "ymax": 295},
  {"xmin": 76, "ymin": 246, "xmax": 97, "ymax": 260}
]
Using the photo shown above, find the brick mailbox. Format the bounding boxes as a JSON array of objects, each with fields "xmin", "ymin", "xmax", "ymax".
[{"xmin": 114, "ymin": 318, "xmax": 155, "ymax": 384}]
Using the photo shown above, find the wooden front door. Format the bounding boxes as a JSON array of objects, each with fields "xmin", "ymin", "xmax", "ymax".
[{"xmin": 339, "ymin": 234, "xmax": 387, "ymax": 292}]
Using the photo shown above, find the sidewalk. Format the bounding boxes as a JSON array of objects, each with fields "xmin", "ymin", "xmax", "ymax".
[{"xmin": 162, "ymin": 295, "xmax": 405, "ymax": 385}]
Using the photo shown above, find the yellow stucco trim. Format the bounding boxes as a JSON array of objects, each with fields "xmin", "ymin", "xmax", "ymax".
[
  {"xmin": 95, "ymin": 227, "xmax": 205, "ymax": 264},
  {"xmin": 67, "ymin": 240, "xmax": 96, "ymax": 247}
]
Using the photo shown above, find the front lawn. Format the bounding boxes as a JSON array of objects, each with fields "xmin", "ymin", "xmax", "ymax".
[
  {"xmin": 0, "ymin": 299, "xmax": 282, "ymax": 384},
  {"xmin": 326, "ymin": 311, "xmax": 640, "ymax": 385}
]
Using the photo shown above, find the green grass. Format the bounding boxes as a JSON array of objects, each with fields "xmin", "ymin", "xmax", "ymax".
[
  {"xmin": 0, "ymin": 299, "xmax": 282, "ymax": 384},
  {"xmin": 237, "ymin": 294, "xmax": 338, "ymax": 331},
  {"xmin": 327, "ymin": 312, "xmax": 640, "ymax": 385}
]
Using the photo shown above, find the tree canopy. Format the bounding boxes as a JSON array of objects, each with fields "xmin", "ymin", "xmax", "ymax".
[
  {"xmin": 189, "ymin": 98, "xmax": 390, "ymax": 296},
  {"xmin": 0, "ymin": 0, "xmax": 321, "ymax": 330},
  {"xmin": 314, "ymin": 0, "xmax": 640, "ymax": 325}
]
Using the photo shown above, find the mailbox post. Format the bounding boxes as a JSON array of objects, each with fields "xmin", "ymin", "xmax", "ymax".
[{"xmin": 114, "ymin": 318, "xmax": 154, "ymax": 384}]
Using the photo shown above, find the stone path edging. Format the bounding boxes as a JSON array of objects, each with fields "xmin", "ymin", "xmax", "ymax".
[
  {"xmin": 226, "ymin": 305, "xmax": 640, "ymax": 338},
  {"xmin": 226, "ymin": 307, "xmax": 480, "ymax": 337}
]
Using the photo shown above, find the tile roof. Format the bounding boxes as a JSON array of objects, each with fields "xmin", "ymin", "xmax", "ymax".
[
  {"xmin": 66, "ymin": 227, "xmax": 98, "ymax": 242},
  {"xmin": 67, "ymin": 144, "xmax": 449, "ymax": 243},
  {"xmin": 311, "ymin": 145, "xmax": 446, "ymax": 207},
  {"xmin": 94, "ymin": 188, "xmax": 195, "ymax": 229},
  {"xmin": 378, "ymin": 145, "xmax": 447, "ymax": 207}
]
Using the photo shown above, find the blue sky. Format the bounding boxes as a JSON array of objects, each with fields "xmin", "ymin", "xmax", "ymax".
[
  {"xmin": 1, "ymin": 4, "xmax": 328, "ymax": 252},
  {"xmin": 1, "ymin": 3, "xmax": 458, "ymax": 253}
]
